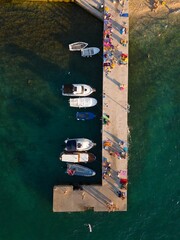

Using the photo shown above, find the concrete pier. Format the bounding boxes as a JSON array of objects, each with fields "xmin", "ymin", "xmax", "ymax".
[
  {"xmin": 53, "ymin": 0, "xmax": 129, "ymax": 212},
  {"xmin": 75, "ymin": 0, "xmax": 104, "ymax": 20}
]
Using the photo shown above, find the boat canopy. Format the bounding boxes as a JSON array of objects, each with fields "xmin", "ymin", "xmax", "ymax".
[
  {"xmin": 63, "ymin": 84, "xmax": 75, "ymax": 94},
  {"xmin": 66, "ymin": 140, "xmax": 77, "ymax": 151},
  {"xmin": 66, "ymin": 140, "xmax": 83, "ymax": 151},
  {"xmin": 76, "ymin": 112, "xmax": 96, "ymax": 120},
  {"xmin": 78, "ymin": 113, "xmax": 89, "ymax": 119},
  {"xmin": 63, "ymin": 84, "xmax": 84, "ymax": 94}
]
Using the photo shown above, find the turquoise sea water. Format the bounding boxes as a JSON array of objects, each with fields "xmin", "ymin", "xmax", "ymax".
[{"xmin": 0, "ymin": 3, "xmax": 179, "ymax": 240}]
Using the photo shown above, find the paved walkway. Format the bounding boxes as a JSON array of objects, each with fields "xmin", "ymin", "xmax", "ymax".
[
  {"xmin": 75, "ymin": 0, "xmax": 104, "ymax": 20},
  {"xmin": 53, "ymin": 0, "xmax": 129, "ymax": 212},
  {"xmin": 102, "ymin": 0, "xmax": 129, "ymax": 210}
]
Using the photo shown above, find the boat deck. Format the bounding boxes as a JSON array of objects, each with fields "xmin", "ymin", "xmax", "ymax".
[
  {"xmin": 81, "ymin": 48, "xmax": 94, "ymax": 57},
  {"xmin": 53, "ymin": 0, "xmax": 129, "ymax": 212}
]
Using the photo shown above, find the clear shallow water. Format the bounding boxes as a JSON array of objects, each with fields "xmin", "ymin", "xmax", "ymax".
[{"xmin": 0, "ymin": 3, "xmax": 179, "ymax": 240}]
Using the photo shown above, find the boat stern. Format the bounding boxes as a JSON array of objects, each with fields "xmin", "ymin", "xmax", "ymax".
[{"xmin": 92, "ymin": 88, "xmax": 96, "ymax": 93}]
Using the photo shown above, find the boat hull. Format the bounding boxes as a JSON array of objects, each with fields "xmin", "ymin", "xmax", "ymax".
[
  {"xmin": 76, "ymin": 112, "xmax": 96, "ymax": 120},
  {"xmin": 64, "ymin": 138, "xmax": 96, "ymax": 152},
  {"xmin": 69, "ymin": 42, "xmax": 88, "ymax": 51},
  {"xmin": 69, "ymin": 97, "xmax": 97, "ymax": 108},
  {"xmin": 81, "ymin": 47, "xmax": 100, "ymax": 57},
  {"xmin": 59, "ymin": 152, "xmax": 96, "ymax": 163},
  {"xmin": 62, "ymin": 84, "xmax": 95, "ymax": 97},
  {"xmin": 66, "ymin": 163, "xmax": 96, "ymax": 177}
]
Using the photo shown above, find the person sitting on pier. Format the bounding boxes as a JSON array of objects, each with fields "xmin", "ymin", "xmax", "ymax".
[
  {"xmin": 120, "ymin": 38, "xmax": 128, "ymax": 47},
  {"xmin": 104, "ymin": 62, "xmax": 111, "ymax": 67},
  {"xmin": 103, "ymin": 115, "xmax": 110, "ymax": 126},
  {"xmin": 103, "ymin": 171, "xmax": 107, "ymax": 179},
  {"xmin": 119, "ymin": 150, "xmax": 126, "ymax": 159},
  {"xmin": 117, "ymin": 190, "xmax": 126, "ymax": 200},
  {"xmin": 120, "ymin": 178, "xmax": 128, "ymax": 189},
  {"xmin": 117, "ymin": 190, "xmax": 123, "ymax": 198},
  {"xmin": 152, "ymin": 0, "xmax": 159, "ymax": 12},
  {"xmin": 120, "ymin": 27, "xmax": 126, "ymax": 35},
  {"xmin": 119, "ymin": 84, "xmax": 125, "ymax": 91},
  {"xmin": 119, "ymin": 140, "xmax": 124, "ymax": 147}
]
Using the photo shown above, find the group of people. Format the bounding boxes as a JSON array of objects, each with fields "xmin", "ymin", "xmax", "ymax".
[
  {"xmin": 117, "ymin": 177, "xmax": 128, "ymax": 200},
  {"xmin": 103, "ymin": 7, "xmax": 128, "ymax": 77},
  {"xmin": 102, "ymin": 159, "xmax": 128, "ymax": 200},
  {"xmin": 120, "ymin": 38, "xmax": 128, "ymax": 47},
  {"xmin": 152, "ymin": 0, "xmax": 166, "ymax": 12},
  {"xmin": 103, "ymin": 139, "xmax": 128, "ymax": 160},
  {"xmin": 103, "ymin": 10, "xmax": 116, "ymax": 76},
  {"xmin": 106, "ymin": 201, "xmax": 117, "ymax": 212},
  {"xmin": 120, "ymin": 53, "xmax": 128, "ymax": 65},
  {"xmin": 103, "ymin": 138, "xmax": 128, "ymax": 199},
  {"xmin": 103, "ymin": 113, "xmax": 110, "ymax": 125},
  {"xmin": 102, "ymin": 159, "xmax": 112, "ymax": 179},
  {"xmin": 102, "ymin": 4, "xmax": 129, "ymax": 204}
]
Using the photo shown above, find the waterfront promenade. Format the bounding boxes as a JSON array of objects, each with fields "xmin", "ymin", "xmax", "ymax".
[
  {"xmin": 53, "ymin": 0, "xmax": 129, "ymax": 212},
  {"xmin": 75, "ymin": 0, "xmax": 104, "ymax": 20}
]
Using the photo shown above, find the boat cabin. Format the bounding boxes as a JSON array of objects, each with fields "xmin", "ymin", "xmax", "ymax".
[
  {"xmin": 63, "ymin": 84, "xmax": 87, "ymax": 95},
  {"xmin": 66, "ymin": 140, "xmax": 81, "ymax": 151}
]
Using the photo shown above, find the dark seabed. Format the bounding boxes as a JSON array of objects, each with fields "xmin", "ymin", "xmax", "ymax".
[{"xmin": 0, "ymin": 2, "xmax": 179, "ymax": 240}]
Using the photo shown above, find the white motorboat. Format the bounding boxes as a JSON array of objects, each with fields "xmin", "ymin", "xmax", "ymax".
[
  {"xmin": 59, "ymin": 152, "xmax": 96, "ymax": 163},
  {"xmin": 81, "ymin": 47, "xmax": 100, "ymax": 57},
  {"xmin": 69, "ymin": 97, "xmax": 97, "ymax": 108},
  {"xmin": 69, "ymin": 42, "xmax": 88, "ymax": 51},
  {"xmin": 64, "ymin": 138, "xmax": 96, "ymax": 152},
  {"xmin": 66, "ymin": 164, "xmax": 96, "ymax": 177},
  {"xmin": 62, "ymin": 84, "xmax": 95, "ymax": 97}
]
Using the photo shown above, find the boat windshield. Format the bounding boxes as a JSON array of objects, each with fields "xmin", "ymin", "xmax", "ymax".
[
  {"xmin": 77, "ymin": 143, "xmax": 82, "ymax": 148},
  {"xmin": 75, "ymin": 85, "xmax": 83, "ymax": 94}
]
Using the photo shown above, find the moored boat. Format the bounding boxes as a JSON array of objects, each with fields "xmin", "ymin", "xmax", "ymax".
[
  {"xmin": 59, "ymin": 152, "xmax": 96, "ymax": 163},
  {"xmin": 81, "ymin": 47, "xmax": 100, "ymax": 57},
  {"xmin": 64, "ymin": 138, "xmax": 96, "ymax": 152},
  {"xmin": 62, "ymin": 84, "xmax": 95, "ymax": 97},
  {"xmin": 69, "ymin": 97, "xmax": 97, "ymax": 108},
  {"xmin": 69, "ymin": 42, "xmax": 88, "ymax": 51},
  {"xmin": 76, "ymin": 112, "xmax": 96, "ymax": 120},
  {"xmin": 66, "ymin": 163, "xmax": 96, "ymax": 177}
]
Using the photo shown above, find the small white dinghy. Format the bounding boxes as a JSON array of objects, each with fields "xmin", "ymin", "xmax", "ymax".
[
  {"xmin": 81, "ymin": 47, "xmax": 100, "ymax": 57},
  {"xmin": 69, "ymin": 42, "xmax": 88, "ymax": 51},
  {"xmin": 69, "ymin": 97, "xmax": 97, "ymax": 108},
  {"xmin": 64, "ymin": 138, "xmax": 96, "ymax": 152},
  {"xmin": 59, "ymin": 152, "xmax": 96, "ymax": 163},
  {"xmin": 62, "ymin": 84, "xmax": 95, "ymax": 97}
]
